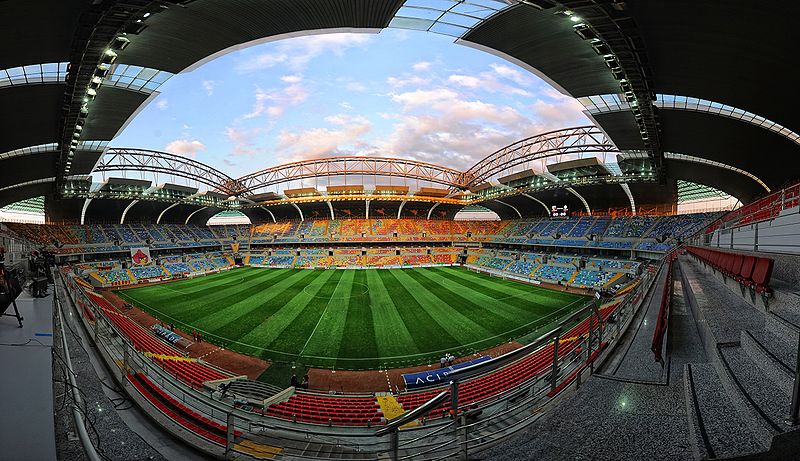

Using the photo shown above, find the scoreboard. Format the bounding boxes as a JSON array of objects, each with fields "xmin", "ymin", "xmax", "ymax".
[{"xmin": 551, "ymin": 205, "xmax": 569, "ymax": 217}]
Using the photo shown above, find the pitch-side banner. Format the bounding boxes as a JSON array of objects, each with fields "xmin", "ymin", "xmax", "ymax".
[{"xmin": 130, "ymin": 247, "xmax": 152, "ymax": 266}]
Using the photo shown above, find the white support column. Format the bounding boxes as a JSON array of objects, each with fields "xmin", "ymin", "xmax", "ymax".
[
  {"xmin": 156, "ymin": 202, "xmax": 179, "ymax": 224},
  {"xmin": 427, "ymin": 203, "xmax": 440, "ymax": 220},
  {"xmin": 259, "ymin": 206, "xmax": 276, "ymax": 223},
  {"xmin": 566, "ymin": 187, "xmax": 591, "ymax": 216},
  {"xmin": 291, "ymin": 203, "xmax": 304, "ymax": 221},
  {"xmin": 495, "ymin": 200, "xmax": 522, "ymax": 218},
  {"xmin": 80, "ymin": 198, "xmax": 93, "ymax": 225},
  {"xmin": 397, "ymin": 200, "xmax": 407, "ymax": 219},
  {"xmin": 185, "ymin": 206, "xmax": 207, "ymax": 225},
  {"xmin": 120, "ymin": 200, "xmax": 139, "ymax": 224},
  {"xmin": 521, "ymin": 193, "xmax": 550, "ymax": 216},
  {"xmin": 326, "ymin": 201, "xmax": 335, "ymax": 220}
]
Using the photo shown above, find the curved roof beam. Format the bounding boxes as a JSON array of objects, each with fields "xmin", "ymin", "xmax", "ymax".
[
  {"xmin": 463, "ymin": 126, "xmax": 618, "ymax": 188},
  {"xmin": 580, "ymin": 93, "xmax": 800, "ymax": 148},
  {"xmin": 236, "ymin": 156, "xmax": 465, "ymax": 194},
  {"xmin": 94, "ymin": 148, "xmax": 241, "ymax": 195},
  {"xmin": 663, "ymin": 152, "xmax": 771, "ymax": 193}
]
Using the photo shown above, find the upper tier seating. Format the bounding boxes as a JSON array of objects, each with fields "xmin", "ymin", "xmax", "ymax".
[{"xmin": 534, "ymin": 265, "xmax": 576, "ymax": 282}]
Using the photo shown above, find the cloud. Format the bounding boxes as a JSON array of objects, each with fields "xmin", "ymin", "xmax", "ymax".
[
  {"xmin": 274, "ymin": 114, "xmax": 373, "ymax": 162},
  {"xmin": 448, "ymin": 75, "xmax": 481, "ymax": 88},
  {"xmin": 225, "ymin": 127, "xmax": 262, "ymax": 157},
  {"xmin": 236, "ymin": 33, "xmax": 372, "ymax": 73},
  {"xmin": 164, "ymin": 139, "xmax": 206, "ymax": 158},
  {"xmin": 201, "ymin": 80, "xmax": 219, "ymax": 96},
  {"xmin": 280, "ymin": 75, "xmax": 302, "ymax": 84},
  {"xmin": 156, "ymin": 99, "xmax": 169, "ymax": 110},
  {"xmin": 386, "ymin": 75, "xmax": 429, "ymax": 88},
  {"xmin": 377, "ymin": 86, "xmax": 583, "ymax": 170},
  {"xmin": 490, "ymin": 63, "xmax": 532, "ymax": 86},
  {"xmin": 412, "ymin": 61, "xmax": 432, "ymax": 72},
  {"xmin": 448, "ymin": 71, "xmax": 531, "ymax": 96},
  {"xmin": 339, "ymin": 101, "xmax": 353, "ymax": 110},
  {"xmin": 345, "ymin": 81, "xmax": 367, "ymax": 92},
  {"xmin": 242, "ymin": 81, "xmax": 308, "ymax": 120}
]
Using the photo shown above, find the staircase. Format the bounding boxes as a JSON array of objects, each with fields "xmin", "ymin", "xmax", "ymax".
[{"xmin": 679, "ymin": 254, "xmax": 800, "ymax": 460}]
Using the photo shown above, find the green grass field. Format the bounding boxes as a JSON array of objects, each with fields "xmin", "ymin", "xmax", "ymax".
[{"xmin": 117, "ymin": 266, "xmax": 588, "ymax": 371}]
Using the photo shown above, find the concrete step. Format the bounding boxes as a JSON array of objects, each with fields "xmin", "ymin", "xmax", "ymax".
[
  {"xmin": 769, "ymin": 307, "xmax": 800, "ymax": 346},
  {"xmin": 684, "ymin": 363, "xmax": 766, "ymax": 459},
  {"xmin": 742, "ymin": 329, "xmax": 796, "ymax": 394},
  {"xmin": 717, "ymin": 345, "xmax": 792, "ymax": 440}
]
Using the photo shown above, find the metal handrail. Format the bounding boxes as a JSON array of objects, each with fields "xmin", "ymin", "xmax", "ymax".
[{"xmin": 375, "ymin": 391, "xmax": 450, "ymax": 437}]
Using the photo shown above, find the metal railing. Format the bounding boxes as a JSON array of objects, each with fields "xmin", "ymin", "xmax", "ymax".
[{"xmin": 56, "ymin": 262, "xmax": 657, "ymax": 460}]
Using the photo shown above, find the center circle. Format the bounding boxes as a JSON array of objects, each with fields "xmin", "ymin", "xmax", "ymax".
[{"xmin": 302, "ymin": 279, "xmax": 370, "ymax": 299}]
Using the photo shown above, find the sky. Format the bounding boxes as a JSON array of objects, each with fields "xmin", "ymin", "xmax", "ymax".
[{"xmin": 111, "ymin": 29, "xmax": 590, "ymax": 179}]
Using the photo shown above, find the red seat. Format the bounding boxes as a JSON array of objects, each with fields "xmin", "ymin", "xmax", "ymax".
[
  {"xmin": 737, "ymin": 256, "xmax": 756, "ymax": 283},
  {"xmin": 750, "ymin": 257, "xmax": 774, "ymax": 294}
]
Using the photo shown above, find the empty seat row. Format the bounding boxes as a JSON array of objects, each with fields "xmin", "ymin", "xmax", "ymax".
[
  {"xmin": 685, "ymin": 246, "xmax": 774, "ymax": 295},
  {"xmin": 129, "ymin": 373, "xmax": 241, "ymax": 445}
]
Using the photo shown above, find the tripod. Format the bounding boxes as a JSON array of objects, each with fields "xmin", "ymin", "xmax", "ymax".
[{"xmin": 0, "ymin": 265, "xmax": 24, "ymax": 328}]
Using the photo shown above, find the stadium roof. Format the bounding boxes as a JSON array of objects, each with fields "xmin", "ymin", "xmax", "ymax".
[{"xmin": 0, "ymin": 0, "xmax": 795, "ymax": 221}]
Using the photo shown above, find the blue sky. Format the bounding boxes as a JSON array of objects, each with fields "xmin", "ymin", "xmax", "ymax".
[{"xmin": 111, "ymin": 29, "xmax": 589, "ymax": 178}]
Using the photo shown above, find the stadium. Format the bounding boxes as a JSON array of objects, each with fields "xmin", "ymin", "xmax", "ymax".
[{"xmin": 0, "ymin": 1, "xmax": 797, "ymax": 460}]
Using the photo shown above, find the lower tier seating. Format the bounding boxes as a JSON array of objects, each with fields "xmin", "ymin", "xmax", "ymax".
[
  {"xmin": 129, "ymin": 373, "xmax": 241, "ymax": 445},
  {"xmin": 266, "ymin": 394, "xmax": 384, "ymax": 426}
]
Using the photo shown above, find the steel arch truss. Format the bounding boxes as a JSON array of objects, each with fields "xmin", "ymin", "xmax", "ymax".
[
  {"xmin": 462, "ymin": 126, "xmax": 618, "ymax": 188},
  {"xmin": 95, "ymin": 148, "xmax": 242, "ymax": 195},
  {"xmin": 235, "ymin": 156, "xmax": 466, "ymax": 194}
]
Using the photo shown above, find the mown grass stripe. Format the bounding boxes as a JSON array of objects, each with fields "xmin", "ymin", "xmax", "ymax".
[
  {"xmin": 402, "ymin": 268, "xmax": 517, "ymax": 335},
  {"xmin": 389, "ymin": 269, "xmax": 494, "ymax": 343},
  {"xmin": 210, "ymin": 269, "xmax": 328, "ymax": 347},
  {"xmin": 365, "ymin": 269, "xmax": 420, "ymax": 358},
  {"xmin": 120, "ymin": 267, "xmax": 288, "ymax": 318},
  {"xmin": 191, "ymin": 269, "xmax": 316, "ymax": 331},
  {"xmin": 416, "ymin": 267, "xmax": 547, "ymax": 321},
  {"xmin": 337, "ymin": 270, "xmax": 379, "ymax": 366},
  {"xmin": 300, "ymin": 270, "xmax": 354, "ymax": 362},
  {"xmin": 262, "ymin": 270, "xmax": 347, "ymax": 361},
  {"xmin": 377, "ymin": 270, "xmax": 462, "ymax": 354}
]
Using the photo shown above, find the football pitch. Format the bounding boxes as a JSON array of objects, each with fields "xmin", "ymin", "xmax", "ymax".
[{"xmin": 117, "ymin": 266, "xmax": 588, "ymax": 370}]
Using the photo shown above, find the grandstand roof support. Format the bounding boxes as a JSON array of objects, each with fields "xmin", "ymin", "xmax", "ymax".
[
  {"xmin": 397, "ymin": 200, "xmax": 407, "ymax": 220},
  {"xmin": 95, "ymin": 148, "xmax": 243, "ymax": 195},
  {"xmin": 259, "ymin": 206, "xmax": 276, "ymax": 223},
  {"xmin": 365, "ymin": 199, "xmax": 370, "ymax": 220},
  {"xmin": 184, "ymin": 206, "xmax": 207, "ymax": 225},
  {"xmin": 291, "ymin": 203, "xmax": 304, "ymax": 221},
  {"xmin": 426, "ymin": 203, "xmax": 440, "ymax": 220},
  {"xmin": 236, "ymin": 156, "xmax": 466, "ymax": 194},
  {"xmin": 521, "ymin": 193, "xmax": 550, "ymax": 216},
  {"xmin": 463, "ymin": 126, "xmax": 617, "ymax": 187},
  {"xmin": 80, "ymin": 198, "xmax": 92, "ymax": 226},
  {"xmin": 619, "ymin": 184, "xmax": 636, "ymax": 216},
  {"xmin": 156, "ymin": 202, "xmax": 179, "ymax": 224},
  {"xmin": 494, "ymin": 200, "xmax": 522, "ymax": 219},
  {"xmin": 120, "ymin": 199, "xmax": 139, "ymax": 224},
  {"xmin": 566, "ymin": 187, "xmax": 591, "ymax": 216},
  {"xmin": 326, "ymin": 201, "xmax": 335, "ymax": 220}
]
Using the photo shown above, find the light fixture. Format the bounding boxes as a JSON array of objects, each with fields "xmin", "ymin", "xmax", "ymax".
[
  {"xmin": 570, "ymin": 15, "xmax": 581, "ymax": 22},
  {"xmin": 112, "ymin": 35, "xmax": 131, "ymax": 51},
  {"xmin": 87, "ymin": 87, "xmax": 97, "ymax": 99},
  {"xmin": 73, "ymin": 132, "xmax": 81, "ymax": 139},
  {"xmin": 101, "ymin": 49, "xmax": 117, "ymax": 65},
  {"xmin": 91, "ymin": 75, "xmax": 102, "ymax": 86}
]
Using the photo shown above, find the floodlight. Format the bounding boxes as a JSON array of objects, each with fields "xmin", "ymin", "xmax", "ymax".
[
  {"xmin": 100, "ymin": 49, "xmax": 117, "ymax": 65},
  {"xmin": 112, "ymin": 35, "xmax": 131, "ymax": 51}
]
